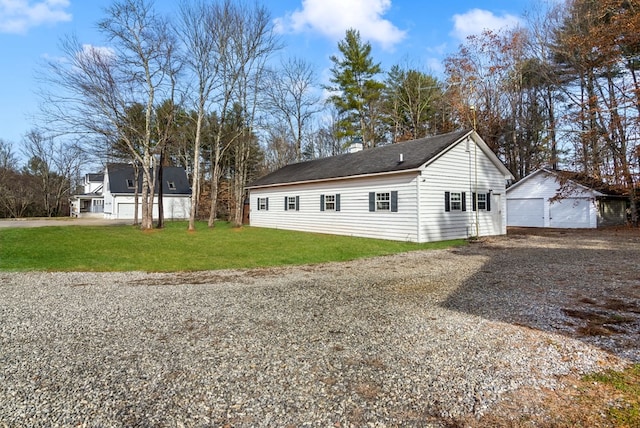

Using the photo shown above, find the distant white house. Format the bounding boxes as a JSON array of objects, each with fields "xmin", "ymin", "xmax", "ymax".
[
  {"xmin": 71, "ymin": 163, "xmax": 191, "ymax": 220},
  {"xmin": 70, "ymin": 173, "xmax": 105, "ymax": 218},
  {"xmin": 247, "ymin": 129, "xmax": 514, "ymax": 243},
  {"xmin": 506, "ymin": 168, "xmax": 627, "ymax": 228}
]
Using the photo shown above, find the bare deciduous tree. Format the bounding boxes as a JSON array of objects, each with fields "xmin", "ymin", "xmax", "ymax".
[
  {"xmin": 22, "ymin": 130, "xmax": 84, "ymax": 217},
  {"xmin": 228, "ymin": 2, "xmax": 280, "ymax": 227},
  {"xmin": 263, "ymin": 57, "xmax": 321, "ymax": 162},
  {"xmin": 0, "ymin": 140, "xmax": 30, "ymax": 218},
  {"xmin": 177, "ymin": 0, "xmax": 222, "ymax": 231},
  {"xmin": 40, "ymin": 0, "xmax": 177, "ymax": 229}
]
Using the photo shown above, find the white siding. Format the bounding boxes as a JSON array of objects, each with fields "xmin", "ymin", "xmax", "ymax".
[
  {"xmin": 418, "ymin": 140, "xmax": 508, "ymax": 241},
  {"xmin": 162, "ymin": 196, "xmax": 191, "ymax": 219},
  {"xmin": 85, "ymin": 180, "xmax": 103, "ymax": 194},
  {"xmin": 103, "ymin": 194, "xmax": 191, "ymax": 220},
  {"xmin": 506, "ymin": 171, "xmax": 599, "ymax": 228},
  {"xmin": 250, "ymin": 173, "xmax": 420, "ymax": 242}
]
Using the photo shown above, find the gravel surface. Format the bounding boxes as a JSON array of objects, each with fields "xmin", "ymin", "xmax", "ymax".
[{"xmin": 0, "ymin": 228, "xmax": 638, "ymax": 427}]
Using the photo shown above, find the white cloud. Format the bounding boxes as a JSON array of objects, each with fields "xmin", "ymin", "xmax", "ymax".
[
  {"xmin": 0, "ymin": 0, "xmax": 72, "ymax": 34},
  {"xmin": 78, "ymin": 44, "xmax": 115, "ymax": 62},
  {"xmin": 274, "ymin": 0, "xmax": 406, "ymax": 51},
  {"xmin": 450, "ymin": 8, "xmax": 522, "ymax": 42}
]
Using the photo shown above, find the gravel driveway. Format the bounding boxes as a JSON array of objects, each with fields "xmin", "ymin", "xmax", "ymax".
[{"xmin": 1, "ymin": 228, "xmax": 638, "ymax": 427}]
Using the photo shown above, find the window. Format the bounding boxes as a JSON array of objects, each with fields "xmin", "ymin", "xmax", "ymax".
[
  {"xmin": 126, "ymin": 179, "xmax": 135, "ymax": 189},
  {"xmin": 472, "ymin": 192, "xmax": 491, "ymax": 211},
  {"xmin": 325, "ymin": 195, "xmax": 335, "ymax": 210},
  {"xmin": 287, "ymin": 196, "xmax": 297, "ymax": 210},
  {"xmin": 167, "ymin": 181, "xmax": 176, "ymax": 190},
  {"xmin": 257, "ymin": 197, "xmax": 269, "ymax": 211},
  {"xmin": 369, "ymin": 191, "xmax": 398, "ymax": 212},
  {"xmin": 321, "ymin": 194, "xmax": 341, "ymax": 211},
  {"xmin": 450, "ymin": 192, "xmax": 462, "ymax": 211},
  {"xmin": 476, "ymin": 193, "xmax": 486, "ymax": 210},
  {"xmin": 284, "ymin": 196, "xmax": 299, "ymax": 211},
  {"xmin": 444, "ymin": 191, "xmax": 466, "ymax": 212},
  {"xmin": 376, "ymin": 192, "xmax": 390, "ymax": 211}
]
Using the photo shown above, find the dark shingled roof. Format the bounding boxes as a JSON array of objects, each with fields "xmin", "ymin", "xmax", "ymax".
[
  {"xmin": 87, "ymin": 173, "xmax": 104, "ymax": 182},
  {"xmin": 249, "ymin": 129, "xmax": 472, "ymax": 188},
  {"xmin": 107, "ymin": 163, "xmax": 191, "ymax": 194}
]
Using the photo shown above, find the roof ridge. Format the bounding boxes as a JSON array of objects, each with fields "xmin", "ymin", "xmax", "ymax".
[{"xmin": 249, "ymin": 129, "xmax": 472, "ymax": 188}]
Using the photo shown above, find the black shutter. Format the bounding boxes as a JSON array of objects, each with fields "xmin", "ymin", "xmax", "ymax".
[
  {"xmin": 444, "ymin": 191, "xmax": 450, "ymax": 212},
  {"xmin": 486, "ymin": 193, "xmax": 491, "ymax": 211},
  {"xmin": 266, "ymin": 197, "xmax": 269, "ymax": 211},
  {"xmin": 284, "ymin": 196, "xmax": 288, "ymax": 211},
  {"xmin": 295, "ymin": 196, "xmax": 300, "ymax": 211},
  {"xmin": 336, "ymin": 194, "xmax": 341, "ymax": 211},
  {"xmin": 391, "ymin": 191, "xmax": 398, "ymax": 212},
  {"xmin": 369, "ymin": 192, "xmax": 375, "ymax": 212},
  {"xmin": 472, "ymin": 192, "xmax": 477, "ymax": 211},
  {"xmin": 462, "ymin": 192, "xmax": 467, "ymax": 211},
  {"xmin": 320, "ymin": 194, "xmax": 325, "ymax": 211}
]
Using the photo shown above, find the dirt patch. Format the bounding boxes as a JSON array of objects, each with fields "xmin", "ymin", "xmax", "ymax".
[
  {"xmin": 459, "ymin": 365, "xmax": 640, "ymax": 428},
  {"xmin": 507, "ymin": 225, "xmax": 640, "ymax": 240},
  {"xmin": 446, "ymin": 227, "xmax": 640, "ymax": 427}
]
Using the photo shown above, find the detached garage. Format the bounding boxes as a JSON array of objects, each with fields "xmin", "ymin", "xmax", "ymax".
[{"xmin": 506, "ymin": 168, "xmax": 627, "ymax": 229}]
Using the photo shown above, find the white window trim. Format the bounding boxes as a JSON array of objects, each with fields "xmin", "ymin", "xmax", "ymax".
[
  {"xmin": 376, "ymin": 192, "xmax": 390, "ymax": 211},
  {"xmin": 450, "ymin": 192, "xmax": 462, "ymax": 211},
  {"xmin": 257, "ymin": 197, "xmax": 268, "ymax": 211},
  {"xmin": 287, "ymin": 196, "xmax": 298, "ymax": 211},
  {"xmin": 476, "ymin": 193, "xmax": 487, "ymax": 210},
  {"xmin": 324, "ymin": 194, "xmax": 336, "ymax": 211}
]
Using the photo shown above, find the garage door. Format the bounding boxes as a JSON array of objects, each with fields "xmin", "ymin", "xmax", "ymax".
[
  {"xmin": 507, "ymin": 198, "xmax": 544, "ymax": 227},
  {"xmin": 549, "ymin": 198, "xmax": 591, "ymax": 228},
  {"xmin": 117, "ymin": 203, "xmax": 135, "ymax": 219}
]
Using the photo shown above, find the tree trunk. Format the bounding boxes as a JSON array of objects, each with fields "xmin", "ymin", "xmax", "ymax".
[
  {"xmin": 188, "ymin": 114, "xmax": 202, "ymax": 232},
  {"xmin": 140, "ymin": 150, "xmax": 155, "ymax": 230},
  {"xmin": 208, "ymin": 146, "xmax": 221, "ymax": 228},
  {"xmin": 133, "ymin": 163, "xmax": 140, "ymax": 226},
  {"xmin": 546, "ymin": 88, "xmax": 558, "ymax": 170},
  {"xmin": 156, "ymin": 149, "xmax": 164, "ymax": 229}
]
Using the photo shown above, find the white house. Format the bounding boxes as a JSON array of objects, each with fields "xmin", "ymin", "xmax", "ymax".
[
  {"xmin": 70, "ymin": 173, "xmax": 105, "ymax": 218},
  {"xmin": 247, "ymin": 129, "xmax": 514, "ymax": 243},
  {"xmin": 506, "ymin": 168, "xmax": 627, "ymax": 228},
  {"xmin": 71, "ymin": 163, "xmax": 192, "ymax": 220}
]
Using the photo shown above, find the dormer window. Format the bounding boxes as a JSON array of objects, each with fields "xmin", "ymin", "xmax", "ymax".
[
  {"xmin": 126, "ymin": 179, "xmax": 135, "ymax": 189},
  {"xmin": 167, "ymin": 181, "xmax": 176, "ymax": 190}
]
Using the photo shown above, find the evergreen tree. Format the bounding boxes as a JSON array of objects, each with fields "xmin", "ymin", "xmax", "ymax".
[{"xmin": 326, "ymin": 29, "xmax": 385, "ymax": 148}]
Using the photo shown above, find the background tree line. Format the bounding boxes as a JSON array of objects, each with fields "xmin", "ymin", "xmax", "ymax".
[{"xmin": 1, "ymin": 0, "xmax": 638, "ymax": 226}]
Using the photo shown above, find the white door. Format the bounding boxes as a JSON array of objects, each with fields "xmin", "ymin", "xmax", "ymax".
[
  {"xmin": 491, "ymin": 193, "xmax": 503, "ymax": 233},
  {"xmin": 507, "ymin": 198, "xmax": 544, "ymax": 227},
  {"xmin": 549, "ymin": 198, "xmax": 590, "ymax": 228}
]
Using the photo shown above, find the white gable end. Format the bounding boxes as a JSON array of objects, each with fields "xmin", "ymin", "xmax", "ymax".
[{"xmin": 506, "ymin": 169, "xmax": 602, "ymax": 228}]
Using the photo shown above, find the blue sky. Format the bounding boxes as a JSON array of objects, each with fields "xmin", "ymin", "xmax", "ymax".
[{"xmin": 0, "ymin": 0, "xmax": 535, "ymax": 148}]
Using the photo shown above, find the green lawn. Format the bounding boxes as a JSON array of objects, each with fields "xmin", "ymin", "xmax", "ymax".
[{"xmin": 0, "ymin": 221, "xmax": 465, "ymax": 272}]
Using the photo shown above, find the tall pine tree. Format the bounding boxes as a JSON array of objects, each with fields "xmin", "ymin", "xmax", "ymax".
[{"xmin": 326, "ymin": 29, "xmax": 384, "ymax": 149}]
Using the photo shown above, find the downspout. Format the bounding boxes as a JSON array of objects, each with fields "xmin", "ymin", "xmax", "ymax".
[
  {"xmin": 475, "ymin": 135, "xmax": 479, "ymax": 238},
  {"xmin": 471, "ymin": 108, "xmax": 479, "ymax": 239},
  {"xmin": 416, "ymin": 171, "xmax": 422, "ymax": 242}
]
